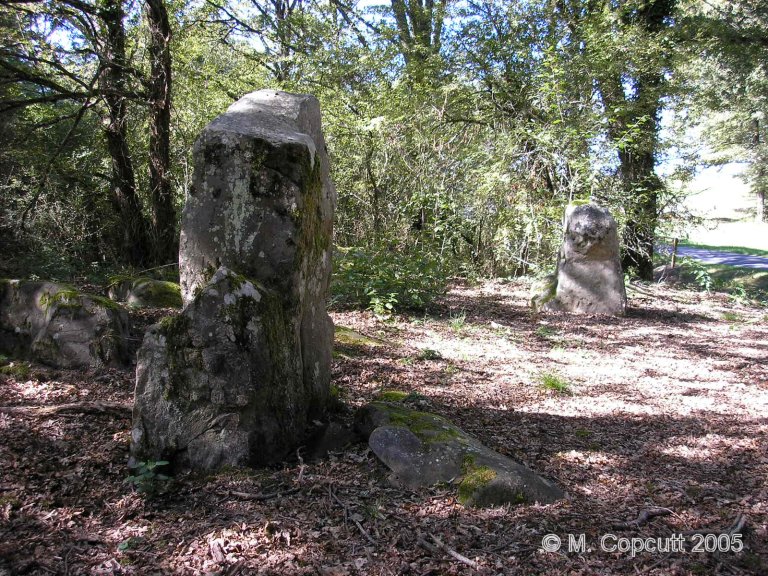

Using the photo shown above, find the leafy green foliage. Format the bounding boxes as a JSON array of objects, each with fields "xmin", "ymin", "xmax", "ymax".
[
  {"xmin": 331, "ymin": 246, "xmax": 448, "ymax": 314},
  {"xmin": 679, "ymin": 257, "xmax": 715, "ymax": 292},
  {"xmin": 538, "ymin": 372, "xmax": 572, "ymax": 395},
  {"xmin": 125, "ymin": 460, "xmax": 171, "ymax": 495},
  {"xmin": 416, "ymin": 348, "xmax": 443, "ymax": 361},
  {"xmin": 0, "ymin": 0, "xmax": 757, "ymax": 296}
]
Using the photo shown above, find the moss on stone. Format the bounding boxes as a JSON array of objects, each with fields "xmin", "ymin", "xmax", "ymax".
[
  {"xmin": 87, "ymin": 293, "xmax": 123, "ymax": 311},
  {"xmin": 371, "ymin": 401, "xmax": 462, "ymax": 444},
  {"xmin": 39, "ymin": 288, "xmax": 80, "ymax": 311},
  {"xmin": 157, "ymin": 314, "xmax": 192, "ymax": 401},
  {"xmin": 107, "ymin": 274, "xmax": 134, "ymax": 289},
  {"xmin": 0, "ymin": 361, "xmax": 31, "ymax": 379},
  {"xmin": 376, "ymin": 390, "xmax": 410, "ymax": 402},
  {"xmin": 296, "ymin": 149, "xmax": 330, "ymax": 273},
  {"xmin": 335, "ymin": 326, "xmax": 385, "ymax": 347},
  {"xmin": 458, "ymin": 457, "xmax": 498, "ymax": 505},
  {"xmin": 135, "ymin": 280, "xmax": 182, "ymax": 308},
  {"xmin": 40, "ymin": 286, "xmax": 122, "ymax": 313}
]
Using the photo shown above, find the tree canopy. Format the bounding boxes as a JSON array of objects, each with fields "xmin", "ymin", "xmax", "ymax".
[{"xmin": 0, "ymin": 0, "xmax": 763, "ymax": 285}]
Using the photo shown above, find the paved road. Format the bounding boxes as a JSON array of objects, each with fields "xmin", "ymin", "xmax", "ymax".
[{"xmin": 661, "ymin": 245, "xmax": 768, "ymax": 271}]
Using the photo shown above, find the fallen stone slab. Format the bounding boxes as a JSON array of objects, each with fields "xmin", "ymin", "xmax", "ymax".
[
  {"xmin": 107, "ymin": 276, "xmax": 182, "ymax": 309},
  {"xmin": 355, "ymin": 400, "xmax": 564, "ymax": 507},
  {"xmin": 0, "ymin": 280, "xmax": 128, "ymax": 368}
]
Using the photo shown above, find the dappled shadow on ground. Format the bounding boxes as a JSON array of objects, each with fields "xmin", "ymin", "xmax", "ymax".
[{"xmin": 1, "ymin": 280, "xmax": 767, "ymax": 575}]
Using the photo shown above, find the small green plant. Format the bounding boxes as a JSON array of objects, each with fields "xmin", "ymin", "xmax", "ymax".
[
  {"xmin": 574, "ymin": 428, "xmax": 591, "ymax": 438},
  {"xmin": 125, "ymin": 460, "xmax": 170, "ymax": 495},
  {"xmin": 535, "ymin": 325, "xmax": 558, "ymax": 338},
  {"xmin": 721, "ymin": 311, "xmax": 742, "ymax": 322},
  {"xmin": 0, "ymin": 360, "xmax": 31, "ymax": 379},
  {"xmin": 538, "ymin": 372, "xmax": 572, "ymax": 395},
  {"xmin": 416, "ymin": 348, "xmax": 442, "ymax": 361},
  {"xmin": 364, "ymin": 499, "xmax": 384, "ymax": 520},
  {"xmin": 681, "ymin": 257, "xmax": 714, "ymax": 292},
  {"xmin": 117, "ymin": 537, "xmax": 144, "ymax": 552},
  {"xmin": 368, "ymin": 291, "xmax": 398, "ymax": 318},
  {"xmin": 443, "ymin": 363, "xmax": 460, "ymax": 376},
  {"xmin": 449, "ymin": 310, "xmax": 467, "ymax": 332},
  {"xmin": 728, "ymin": 286, "xmax": 749, "ymax": 305}
]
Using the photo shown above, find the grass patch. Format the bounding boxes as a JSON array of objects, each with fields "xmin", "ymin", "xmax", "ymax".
[
  {"xmin": 416, "ymin": 348, "xmax": 443, "ymax": 361},
  {"xmin": 678, "ymin": 241, "xmax": 768, "ymax": 257},
  {"xmin": 535, "ymin": 325, "xmax": 559, "ymax": 338},
  {"xmin": 704, "ymin": 265, "xmax": 768, "ymax": 297},
  {"xmin": 538, "ymin": 372, "xmax": 572, "ymax": 395},
  {"xmin": 449, "ymin": 310, "xmax": 467, "ymax": 332},
  {"xmin": 669, "ymin": 259, "xmax": 768, "ymax": 301}
]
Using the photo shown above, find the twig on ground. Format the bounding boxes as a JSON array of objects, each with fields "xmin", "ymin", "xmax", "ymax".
[
  {"xmin": 328, "ymin": 487, "xmax": 349, "ymax": 528},
  {"xmin": 296, "ymin": 448, "xmax": 306, "ymax": 484},
  {"xmin": 224, "ymin": 560, "xmax": 245, "ymax": 576},
  {"xmin": 423, "ymin": 533, "xmax": 478, "ymax": 569},
  {"xmin": 0, "ymin": 402, "xmax": 131, "ymax": 417},
  {"xmin": 328, "ymin": 487, "xmax": 377, "ymax": 546},
  {"xmin": 417, "ymin": 535, "xmax": 441, "ymax": 555},
  {"xmin": 227, "ymin": 487, "xmax": 300, "ymax": 501},
  {"xmin": 680, "ymin": 513, "xmax": 748, "ymax": 537},
  {"xmin": 353, "ymin": 517, "xmax": 378, "ymax": 546},
  {"xmin": 612, "ymin": 507, "xmax": 673, "ymax": 530}
]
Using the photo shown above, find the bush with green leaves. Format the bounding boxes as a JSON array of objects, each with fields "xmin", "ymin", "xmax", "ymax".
[
  {"xmin": 125, "ymin": 460, "xmax": 170, "ymax": 495},
  {"xmin": 332, "ymin": 246, "xmax": 449, "ymax": 315}
]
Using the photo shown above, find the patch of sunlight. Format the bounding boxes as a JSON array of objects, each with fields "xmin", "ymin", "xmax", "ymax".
[
  {"xmin": 519, "ymin": 402, "xmax": 662, "ymax": 418},
  {"xmin": 659, "ymin": 434, "xmax": 754, "ymax": 461},
  {"xmin": 554, "ymin": 450, "xmax": 625, "ymax": 467},
  {"xmin": 19, "ymin": 380, "xmax": 50, "ymax": 397}
]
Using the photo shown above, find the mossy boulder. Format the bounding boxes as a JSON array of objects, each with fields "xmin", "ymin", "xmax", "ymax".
[
  {"xmin": 108, "ymin": 276, "xmax": 182, "ymax": 309},
  {"xmin": 0, "ymin": 280, "xmax": 128, "ymax": 368},
  {"xmin": 355, "ymin": 401, "xmax": 564, "ymax": 507}
]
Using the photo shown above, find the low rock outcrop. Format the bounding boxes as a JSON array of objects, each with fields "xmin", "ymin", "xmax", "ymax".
[
  {"xmin": 108, "ymin": 277, "xmax": 182, "ymax": 309},
  {"xmin": 355, "ymin": 400, "xmax": 564, "ymax": 507},
  {"xmin": 0, "ymin": 280, "xmax": 128, "ymax": 368},
  {"xmin": 545, "ymin": 203, "xmax": 627, "ymax": 315}
]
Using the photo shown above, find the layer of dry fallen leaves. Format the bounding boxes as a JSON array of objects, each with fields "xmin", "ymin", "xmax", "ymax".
[{"xmin": 0, "ymin": 279, "xmax": 766, "ymax": 575}]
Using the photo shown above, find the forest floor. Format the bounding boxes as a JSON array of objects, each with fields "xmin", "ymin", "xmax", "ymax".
[{"xmin": 0, "ymin": 279, "xmax": 767, "ymax": 575}]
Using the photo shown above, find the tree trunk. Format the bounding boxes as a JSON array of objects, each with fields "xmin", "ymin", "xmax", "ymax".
[
  {"xmin": 390, "ymin": 0, "xmax": 446, "ymax": 80},
  {"xmin": 100, "ymin": 0, "xmax": 150, "ymax": 266},
  {"xmin": 618, "ymin": 147, "xmax": 660, "ymax": 280},
  {"xmin": 591, "ymin": 0, "xmax": 673, "ymax": 281},
  {"xmin": 145, "ymin": 0, "xmax": 176, "ymax": 264}
]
